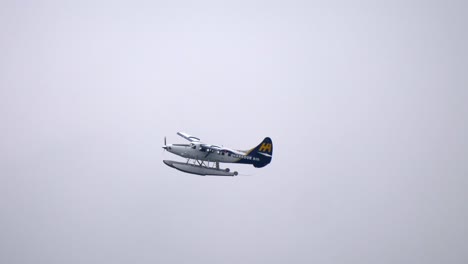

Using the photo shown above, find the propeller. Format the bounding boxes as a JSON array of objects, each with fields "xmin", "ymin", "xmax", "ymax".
[{"xmin": 162, "ymin": 136, "xmax": 168, "ymax": 153}]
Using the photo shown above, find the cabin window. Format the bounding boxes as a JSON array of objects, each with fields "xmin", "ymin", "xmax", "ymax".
[{"xmin": 228, "ymin": 153, "xmax": 231, "ymax": 156}]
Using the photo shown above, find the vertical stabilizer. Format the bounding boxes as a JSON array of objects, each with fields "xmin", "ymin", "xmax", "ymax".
[{"xmin": 248, "ymin": 137, "xmax": 273, "ymax": 168}]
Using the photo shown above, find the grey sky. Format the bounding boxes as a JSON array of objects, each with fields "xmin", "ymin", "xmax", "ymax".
[{"xmin": 1, "ymin": 1, "xmax": 467, "ymax": 263}]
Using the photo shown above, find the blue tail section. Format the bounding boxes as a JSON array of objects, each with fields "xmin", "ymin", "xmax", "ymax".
[{"xmin": 245, "ymin": 137, "xmax": 273, "ymax": 168}]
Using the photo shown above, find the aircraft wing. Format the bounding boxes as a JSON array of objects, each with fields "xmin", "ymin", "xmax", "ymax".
[
  {"xmin": 200, "ymin": 144, "xmax": 221, "ymax": 150},
  {"xmin": 177, "ymin": 132, "xmax": 201, "ymax": 142}
]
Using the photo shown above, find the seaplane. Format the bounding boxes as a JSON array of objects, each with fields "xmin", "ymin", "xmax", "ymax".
[{"xmin": 162, "ymin": 132, "xmax": 273, "ymax": 176}]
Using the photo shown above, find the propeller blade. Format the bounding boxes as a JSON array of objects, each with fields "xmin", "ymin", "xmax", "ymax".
[{"xmin": 162, "ymin": 136, "xmax": 167, "ymax": 153}]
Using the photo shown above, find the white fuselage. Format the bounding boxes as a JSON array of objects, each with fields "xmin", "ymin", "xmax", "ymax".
[{"xmin": 165, "ymin": 142, "xmax": 258, "ymax": 163}]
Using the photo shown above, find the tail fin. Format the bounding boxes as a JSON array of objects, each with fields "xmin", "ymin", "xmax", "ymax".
[{"xmin": 248, "ymin": 137, "xmax": 273, "ymax": 168}]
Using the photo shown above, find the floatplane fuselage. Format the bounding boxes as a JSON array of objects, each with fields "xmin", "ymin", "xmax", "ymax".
[{"xmin": 163, "ymin": 132, "xmax": 273, "ymax": 176}]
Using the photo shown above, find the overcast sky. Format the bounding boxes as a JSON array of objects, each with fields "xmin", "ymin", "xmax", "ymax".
[{"xmin": 1, "ymin": 1, "xmax": 467, "ymax": 263}]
